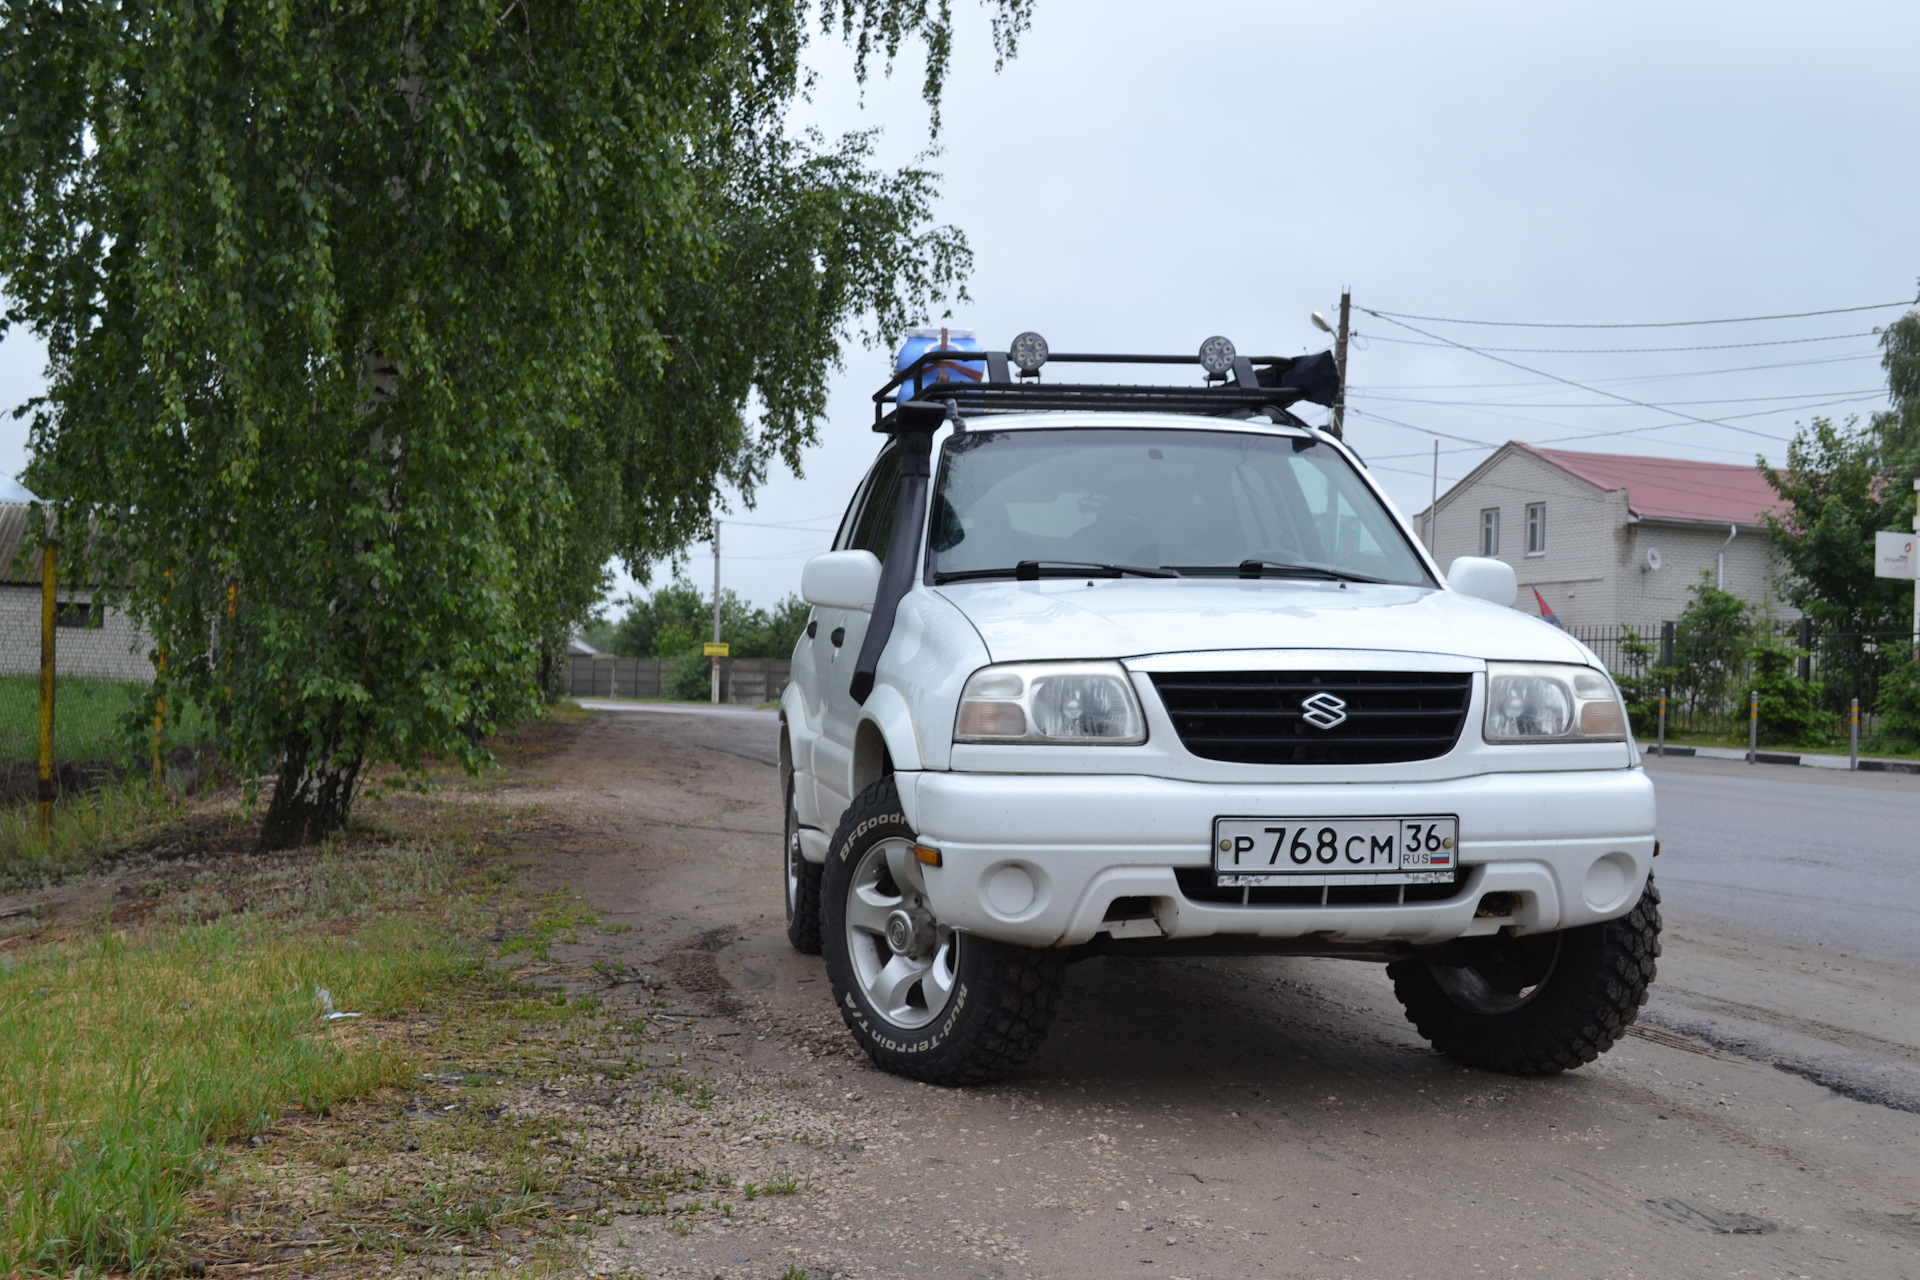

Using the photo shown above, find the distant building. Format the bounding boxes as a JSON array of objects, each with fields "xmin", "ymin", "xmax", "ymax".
[
  {"xmin": 1416, "ymin": 442, "xmax": 1795, "ymax": 635},
  {"xmin": 0, "ymin": 501, "xmax": 156, "ymax": 681}
]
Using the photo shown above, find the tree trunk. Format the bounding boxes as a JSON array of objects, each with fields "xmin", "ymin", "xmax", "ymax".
[{"xmin": 259, "ymin": 737, "xmax": 363, "ymax": 850}]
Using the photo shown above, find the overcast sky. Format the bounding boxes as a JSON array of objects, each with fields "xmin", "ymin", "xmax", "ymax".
[{"xmin": 4, "ymin": 0, "xmax": 1916, "ymax": 606}]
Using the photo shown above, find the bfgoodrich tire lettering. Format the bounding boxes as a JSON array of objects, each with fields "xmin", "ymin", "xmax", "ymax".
[
  {"xmin": 822, "ymin": 776, "xmax": 1064, "ymax": 1086},
  {"xmin": 1387, "ymin": 875, "xmax": 1662, "ymax": 1076}
]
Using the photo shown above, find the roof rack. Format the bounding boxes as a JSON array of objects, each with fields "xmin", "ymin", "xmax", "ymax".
[{"xmin": 871, "ymin": 334, "xmax": 1340, "ymax": 433}]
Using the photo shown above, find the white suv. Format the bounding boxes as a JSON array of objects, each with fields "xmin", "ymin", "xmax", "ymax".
[{"xmin": 780, "ymin": 336, "xmax": 1659, "ymax": 1086}]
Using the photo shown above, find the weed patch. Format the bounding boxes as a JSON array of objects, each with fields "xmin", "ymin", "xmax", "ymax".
[
  {"xmin": 0, "ymin": 780, "xmax": 184, "ymax": 889},
  {"xmin": 502, "ymin": 890, "xmax": 604, "ymax": 961},
  {"xmin": 0, "ymin": 912, "xmax": 484, "ymax": 1275}
]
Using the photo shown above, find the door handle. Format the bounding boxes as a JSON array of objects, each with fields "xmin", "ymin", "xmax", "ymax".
[{"xmin": 830, "ymin": 626, "xmax": 846, "ymax": 648}]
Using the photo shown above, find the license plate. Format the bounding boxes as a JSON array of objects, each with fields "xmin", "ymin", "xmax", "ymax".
[{"xmin": 1212, "ymin": 815, "xmax": 1460, "ymax": 886}]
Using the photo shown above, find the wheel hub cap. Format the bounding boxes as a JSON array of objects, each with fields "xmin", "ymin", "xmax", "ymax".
[{"xmin": 885, "ymin": 907, "xmax": 935, "ymax": 957}]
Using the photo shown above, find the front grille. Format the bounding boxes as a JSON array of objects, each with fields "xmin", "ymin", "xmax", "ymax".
[
  {"xmin": 1175, "ymin": 867, "xmax": 1467, "ymax": 906},
  {"xmin": 1150, "ymin": 669, "xmax": 1473, "ymax": 765}
]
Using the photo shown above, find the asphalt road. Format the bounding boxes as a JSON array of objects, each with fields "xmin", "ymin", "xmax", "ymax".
[
  {"xmin": 531, "ymin": 707, "xmax": 1920, "ymax": 1280},
  {"xmin": 1645, "ymin": 755, "xmax": 1920, "ymax": 966}
]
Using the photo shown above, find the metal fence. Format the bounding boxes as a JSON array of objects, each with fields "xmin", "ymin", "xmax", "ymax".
[
  {"xmin": 1568, "ymin": 621, "xmax": 1917, "ymax": 741},
  {"xmin": 565, "ymin": 655, "xmax": 790, "ymax": 705}
]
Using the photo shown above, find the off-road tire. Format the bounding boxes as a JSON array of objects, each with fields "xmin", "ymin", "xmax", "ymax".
[
  {"xmin": 822, "ymin": 776, "xmax": 1064, "ymax": 1086},
  {"xmin": 1387, "ymin": 876, "xmax": 1662, "ymax": 1075},
  {"xmin": 784, "ymin": 773, "xmax": 823, "ymax": 955}
]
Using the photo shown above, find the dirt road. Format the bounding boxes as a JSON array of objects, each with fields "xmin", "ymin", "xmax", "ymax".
[{"xmin": 526, "ymin": 704, "xmax": 1920, "ymax": 1280}]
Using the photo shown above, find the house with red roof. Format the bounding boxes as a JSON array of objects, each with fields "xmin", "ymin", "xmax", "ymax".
[{"xmin": 1416, "ymin": 442, "xmax": 1795, "ymax": 636}]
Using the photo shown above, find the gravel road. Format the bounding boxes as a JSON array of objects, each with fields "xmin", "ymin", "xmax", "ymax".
[{"xmin": 532, "ymin": 705, "xmax": 1920, "ymax": 1280}]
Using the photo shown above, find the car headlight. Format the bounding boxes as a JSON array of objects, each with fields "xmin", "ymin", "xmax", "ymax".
[
  {"xmin": 1484, "ymin": 662, "xmax": 1626, "ymax": 743},
  {"xmin": 954, "ymin": 662, "xmax": 1147, "ymax": 745}
]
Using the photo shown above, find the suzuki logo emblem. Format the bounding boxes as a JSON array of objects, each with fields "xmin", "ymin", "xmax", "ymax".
[{"xmin": 1300, "ymin": 691, "xmax": 1348, "ymax": 730}]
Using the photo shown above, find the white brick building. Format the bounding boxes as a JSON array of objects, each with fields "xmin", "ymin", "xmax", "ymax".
[
  {"xmin": 0, "ymin": 502, "xmax": 155, "ymax": 681},
  {"xmin": 1415, "ymin": 443, "xmax": 1795, "ymax": 636}
]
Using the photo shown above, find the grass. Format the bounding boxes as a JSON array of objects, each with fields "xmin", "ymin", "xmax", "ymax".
[
  {"xmin": 0, "ymin": 707, "xmax": 755, "ymax": 1277},
  {"xmin": 0, "ymin": 911, "xmax": 483, "ymax": 1275},
  {"xmin": 0, "ymin": 779, "xmax": 184, "ymax": 890},
  {"xmin": 0, "ymin": 675, "xmax": 215, "ymax": 767}
]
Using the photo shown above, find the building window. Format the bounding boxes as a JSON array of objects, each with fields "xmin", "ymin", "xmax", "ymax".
[
  {"xmin": 1480, "ymin": 508, "xmax": 1500, "ymax": 557},
  {"xmin": 54, "ymin": 600, "xmax": 101, "ymax": 629},
  {"xmin": 1526, "ymin": 503, "xmax": 1546, "ymax": 555}
]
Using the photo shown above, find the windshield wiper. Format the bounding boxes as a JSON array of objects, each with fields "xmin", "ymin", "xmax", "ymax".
[
  {"xmin": 1017, "ymin": 560, "xmax": 1180, "ymax": 580},
  {"xmin": 1234, "ymin": 559, "xmax": 1385, "ymax": 584},
  {"xmin": 932, "ymin": 560, "xmax": 1180, "ymax": 584}
]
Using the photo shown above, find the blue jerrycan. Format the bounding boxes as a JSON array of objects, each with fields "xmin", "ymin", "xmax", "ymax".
[{"xmin": 894, "ymin": 327, "xmax": 983, "ymax": 404}]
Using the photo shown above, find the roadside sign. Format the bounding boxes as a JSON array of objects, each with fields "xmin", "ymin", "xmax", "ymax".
[
  {"xmin": 703, "ymin": 642, "xmax": 730, "ymax": 657},
  {"xmin": 1874, "ymin": 531, "xmax": 1916, "ymax": 580}
]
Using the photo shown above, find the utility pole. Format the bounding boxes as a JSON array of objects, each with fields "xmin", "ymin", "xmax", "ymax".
[
  {"xmin": 37, "ymin": 536, "xmax": 56, "ymax": 830},
  {"xmin": 1331, "ymin": 288, "xmax": 1351, "ymax": 440},
  {"xmin": 1428, "ymin": 438, "xmax": 1439, "ymax": 551},
  {"xmin": 711, "ymin": 521, "xmax": 723, "ymax": 705}
]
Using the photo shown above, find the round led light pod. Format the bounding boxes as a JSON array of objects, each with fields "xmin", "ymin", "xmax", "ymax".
[
  {"xmin": 1198, "ymin": 335, "xmax": 1237, "ymax": 376},
  {"xmin": 1009, "ymin": 330, "xmax": 1049, "ymax": 373}
]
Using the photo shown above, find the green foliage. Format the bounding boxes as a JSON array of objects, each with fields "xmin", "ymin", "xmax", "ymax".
[
  {"xmin": 608, "ymin": 582, "xmax": 810, "ymax": 660},
  {"xmin": 1873, "ymin": 658, "xmax": 1920, "ymax": 751},
  {"xmin": 1652, "ymin": 574, "xmax": 1754, "ymax": 718},
  {"xmin": 0, "ymin": 0, "xmax": 1013, "ymax": 840},
  {"xmin": 666, "ymin": 649, "xmax": 718, "ymax": 702},
  {"xmin": 1748, "ymin": 633, "xmax": 1826, "ymax": 746},
  {"xmin": 1613, "ymin": 626, "xmax": 1662, "ymax": 733},
  {"xmin": 1761, "ymin": 310, "xmax": 1920, "ymax": 631},
  {"xmin": 1876, "ymin": 310, "xmax": 1920, "ymax": 459}
]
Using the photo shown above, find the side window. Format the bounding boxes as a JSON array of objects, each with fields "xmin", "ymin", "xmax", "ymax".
[
  {"xmin": 833, "ymin": 465, "xmax": 876, "ymax": 551},
  {"xmin": 850, "ymin": 448, "xmax": 903, "ymax": 560}
]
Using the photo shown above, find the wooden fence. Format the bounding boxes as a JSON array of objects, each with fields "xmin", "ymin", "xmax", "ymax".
[{"xmin": 566, "ymin": 655, "xmax": 790, "ymax": 705}]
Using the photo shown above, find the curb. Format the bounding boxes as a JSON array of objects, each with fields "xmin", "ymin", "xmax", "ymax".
[{"xmin": 1648, "ymin": 744, "xmax": 1920, "ymax": 775}]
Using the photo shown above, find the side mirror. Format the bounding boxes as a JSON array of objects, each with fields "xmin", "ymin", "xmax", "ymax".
[
  {"xmin": 801, "ymin": 550, "xmax": 883, "ymax": 612},
  {"xmin": 1446, "ymin": 556, "xmax": 1517, "ymax": 607}
]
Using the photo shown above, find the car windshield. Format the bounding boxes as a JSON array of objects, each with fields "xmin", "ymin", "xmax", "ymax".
[{"xmin": 927, "ymin": 427, "xmax": 1433, "ymax": 586}]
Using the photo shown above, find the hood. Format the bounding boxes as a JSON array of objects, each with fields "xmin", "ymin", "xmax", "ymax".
[{"xmin": 932, "ymin": 578, "xmax": 1594, "ymax": 665}]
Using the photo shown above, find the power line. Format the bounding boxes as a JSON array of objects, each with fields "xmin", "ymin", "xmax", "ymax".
[
  {"xmin": 1367, "ymin": 298, "xmax": 1917, "ymax": 330},
  {"xmin": 1353, "ymin": 386, "xmax": 1884, "ymax": 410},
  {"xmin": 718, "ymin": 515, "xmax": 839, "ymax": 531},
  {"xmin": 1356, "ymin": 310, "xmax": 1816, "ymax": 444},
  {"xmin": 1382, "ymin": 392, "xmax": 1876, "ymax": 449},
  {"xmin": 1357, "ymin": 330, "xmax": 1877, "ymax": 355},
  {"xmin": 1351, "ymin": 351, "xmax": 1884, "ymax": 392}
]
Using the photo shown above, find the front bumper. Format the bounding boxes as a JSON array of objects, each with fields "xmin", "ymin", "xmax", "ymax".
[{"xmin": 895, "ymin": 769, "xmax": 1655, "ymax": 949}]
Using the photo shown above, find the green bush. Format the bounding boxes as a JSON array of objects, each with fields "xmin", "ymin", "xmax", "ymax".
[
  {"xmin": 665, "ymin": 649, "xmax": 715, "ymax": 701},
  {"xmin": 1873, "ymin": 657, "xmax": 1920, "ymax": 751},
  {"xmin": 1749, "ymin": 633, "xmax": 1826, "ymax": 746},
  {"xmin": 1665, "ymin": 576, "xmax": 1754, "ymax": 720},
  {"xmin": 1613, "ymin": 627, "xmax": 1662, "ymax": 734}
]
